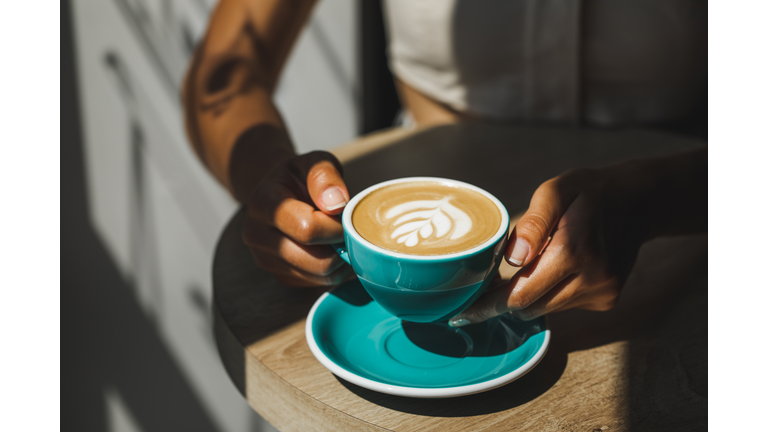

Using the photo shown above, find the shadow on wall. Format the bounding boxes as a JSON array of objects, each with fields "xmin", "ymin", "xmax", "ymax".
[{"xmin": 61, "ymin": 1, "xmax": 273, "ymax": 431}]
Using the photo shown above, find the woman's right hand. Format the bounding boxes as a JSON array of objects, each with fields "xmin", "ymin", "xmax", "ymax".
[{"xmin": 241, "ymin": 151, "xmax": 356, "ymax": 287}]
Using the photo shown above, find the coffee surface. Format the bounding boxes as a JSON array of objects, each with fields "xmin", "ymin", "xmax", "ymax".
[{"xmin": 352, "ymin": 181, "xmax": 501, "ymax": 255}]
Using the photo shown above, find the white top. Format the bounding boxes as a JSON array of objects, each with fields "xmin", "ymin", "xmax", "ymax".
[{"xmin": 383, "ymin": 0, "xmax": 707, "ymax": 126}]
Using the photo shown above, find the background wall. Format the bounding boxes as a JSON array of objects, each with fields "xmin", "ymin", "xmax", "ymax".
[{"xmin": 62, "ymin": 1, "xmax": 398, "ymax": 431}]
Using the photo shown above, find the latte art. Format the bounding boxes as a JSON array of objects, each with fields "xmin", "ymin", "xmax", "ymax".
[
  {"xmin": 387, "ymin": 198, "xmax": 471, "ymax": 247},
  {"xmin": 352, "ymin": 181, "xmax": 502, "ymax": 255}
]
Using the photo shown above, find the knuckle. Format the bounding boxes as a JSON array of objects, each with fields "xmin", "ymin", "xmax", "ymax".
[
  {"xmin": 308, "ymin": 163, "xmax": 340, "ymax": 187},
  {"xmin": 317, "ymin": 258, "xmax": 339, "ymax": 276},
  {"xmin": 507, "ymin": 289, "xmax": 534, "ymax": 310},
  {"xmin": 548, "ymin": 240, "xmax": 581, "ymax": 269},
  {"xmin": 591, "ymin": 296, "xmax": 619, "ymax": 312},
  {"xmin": 517, "ymin": 214, "xmax": 550, "ymax": 241},
  {"xmin": 588, "ymin": 282, "xmax": 621, "ymax": 312},
  {"xmin": 306, "ymin": 161, "xmax": 326, "ymax": 180},
  {"xmin": 291, "ymin": 218, "xmax": 316, "ymax": 244}
]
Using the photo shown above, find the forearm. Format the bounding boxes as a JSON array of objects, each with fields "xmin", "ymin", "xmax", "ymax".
[
  {"xmin": 184, "ymin": 63, "xmax": 294, "ymax": 200},
  {"xmin": 607, "ymin": 148, "xmax": 707, "ymax": 242},
  {"xmin": 183, "ymin": 0, "xmax": 316, "ymax": 202}
]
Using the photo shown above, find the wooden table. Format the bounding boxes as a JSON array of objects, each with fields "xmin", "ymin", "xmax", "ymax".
[{"xmin": 213, "ymin": 123, "xmax": 707, "ymax": 431}]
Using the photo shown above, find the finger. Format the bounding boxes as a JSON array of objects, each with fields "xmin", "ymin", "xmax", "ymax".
[
  {"xmin": 243, "ymin": 221, "xmax": 346, "ymax": 276},
  {"xmin": 506, "ymin": 176, "xmax": 578, "ymax": 267},
  {"xmin": 511, "ymin": 238, "xmax": 622, "ymax": 319},
  {"xmin": 450, "ymin": 231, "xmax": 578, "ymax": 326},
  {"xmin": 511, "ymin": 274, "xmax": 581, "ymax": 320},
  {"xmin": 566, "ymin": 283, "xmax": 622, "ymax": 313},
  {"xmin": 298, "ymin": 151, "xmax": 350, "ymax": 215},
  {"xmin": 248, "ymin": 182, "xmax": 344, "ymax": 244}
]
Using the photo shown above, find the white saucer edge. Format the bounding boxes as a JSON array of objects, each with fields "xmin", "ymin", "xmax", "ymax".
[{"xmin": 304, "ymin": 292, "xmax": 552, "ymax": 399}]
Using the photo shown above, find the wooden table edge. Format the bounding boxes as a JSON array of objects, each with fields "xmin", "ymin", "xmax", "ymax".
[{"xmin": 214, "ymin": 301, "xmax": 389, "ymax": 432}]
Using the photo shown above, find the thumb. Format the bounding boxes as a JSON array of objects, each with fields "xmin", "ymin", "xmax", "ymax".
[
  {"xmin": 303, "ymin": 151, "xmax": 350, "ymax": 215},
  {"xmin": 507, "ymin": 178, "xmax": 573, "ymax": 267}
]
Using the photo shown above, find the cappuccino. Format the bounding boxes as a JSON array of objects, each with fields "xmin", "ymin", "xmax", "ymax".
[{"xmin": 352, "ymin": 181, "xmax": 501, "ymax": 255}]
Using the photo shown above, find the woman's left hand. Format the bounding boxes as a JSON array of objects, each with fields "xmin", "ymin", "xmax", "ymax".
[{"xmin": 449, "ymin": 166, "xmax": 648, "ymax": 326}]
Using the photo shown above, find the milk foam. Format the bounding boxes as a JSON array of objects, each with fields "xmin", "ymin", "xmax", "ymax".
[
  {"xmin": 386, "ymin": 198, "xmax": 471, "ymax": 247},
  {"xmin": 352, "ymin": 181, "xmax": 501, "ymax": 256}
]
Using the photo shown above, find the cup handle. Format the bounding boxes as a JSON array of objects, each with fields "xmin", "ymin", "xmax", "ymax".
[{"xmin": 333, "ymin": 242, "xmax": 351, "ymax": 265}]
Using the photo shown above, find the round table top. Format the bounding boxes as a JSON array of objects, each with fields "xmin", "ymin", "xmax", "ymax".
[{"xmin": 213, "ymin": 123, "xmax": 707, "ymax": 432}]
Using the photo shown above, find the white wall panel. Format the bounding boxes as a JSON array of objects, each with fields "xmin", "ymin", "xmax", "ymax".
[{"xmin": 72, "ymin": 0, "xmax": 358, "ymax": 431}]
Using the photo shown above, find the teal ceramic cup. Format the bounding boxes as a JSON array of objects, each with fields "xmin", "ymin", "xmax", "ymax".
[{"xmin": 334, "ymin": 177, "xmax": 510, "ymax": 323}]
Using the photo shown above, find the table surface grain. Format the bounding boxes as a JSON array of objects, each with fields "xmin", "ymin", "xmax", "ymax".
[{"xmin": 213, "ymin": 123, "xmax": 707, "ymax": 432}]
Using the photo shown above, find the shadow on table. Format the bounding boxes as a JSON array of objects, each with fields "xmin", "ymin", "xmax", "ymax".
[
  {"xmin": 335, "ymin": 337, "xmax": 568, "ymax": 417},
  {"xmin": 315, "ymin": 280, "xmax": 565, "ymax": 416}
]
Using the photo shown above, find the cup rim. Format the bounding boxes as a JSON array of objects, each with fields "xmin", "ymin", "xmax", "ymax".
[{"xmin": 342, "ymin": 177, "xmax": 510, "ymax": 261}]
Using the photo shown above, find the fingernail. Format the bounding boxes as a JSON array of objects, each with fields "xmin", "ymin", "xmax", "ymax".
[
  {"xmin": 508, "ymin": 239, "xmax": 530, "ymax": 266},
  {"xmin": 322, "ymin": 186, "xmax": 347, "ymax": 211},
  {"xmin": 448, "ymin": 318, "xmax": 471, "ymax": 328}
]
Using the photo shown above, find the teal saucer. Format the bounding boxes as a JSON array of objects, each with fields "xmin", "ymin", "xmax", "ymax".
[{"xmin": 306, "ymin": 280, "xmax": 550, "ymax": 398}]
